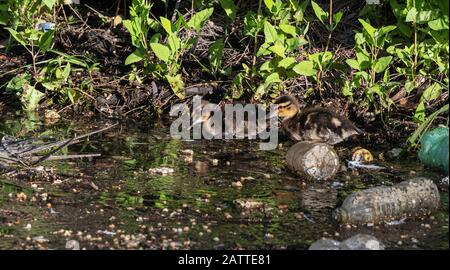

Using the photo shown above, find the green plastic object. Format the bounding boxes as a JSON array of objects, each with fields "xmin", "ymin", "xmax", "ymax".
[{"xmin": 419, "ymin": 126, "xmax": 449, "ymax": 173}]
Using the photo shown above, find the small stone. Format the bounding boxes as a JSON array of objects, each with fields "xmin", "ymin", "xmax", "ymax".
[
  {"xmin": 181, "ymin": 149, "xmax": 194, "ymax": 163},
  {"xmin": 32, "ymin": 236, "xmax": 49, "ymax": 244},
  {"xmin": 211, "ymin": 159, "xmax": 219, "ymax": 166},
  {"xmin": 341, "ymin": 234, "xmax": 384, "ymax": 250},
  {"xmin": 232, "ymin": 181, "xmax": 243, "ymax": 187},
  {"xmin": 16, "ymin": 192, "xmax": 27, "ymax": 202},
  {"xmin": 386, "ymin": 148, "xmax": 402, "ymax": 159}
]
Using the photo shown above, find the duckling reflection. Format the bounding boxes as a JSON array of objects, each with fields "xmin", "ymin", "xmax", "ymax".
[{"xmin": 190, "ymin": 99, "xmax": 274, "ymax": 139}]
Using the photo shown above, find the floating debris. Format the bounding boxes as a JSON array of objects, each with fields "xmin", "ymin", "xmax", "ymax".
[
  {"xmin": 385, "ymin": 218, "xmax": 407, "ymax": 226},
  {"xmin": 286, "ymin": 141, "xmax": 340, "ymax": 180},
  {"xmin": 333, "ymin": 177, "xmax": 440, "ymax": 225},
  {"xmin": 347, "ymin": 161, "xmax": 384, "ymax": 170},
  {"xmin": 351, "ymin": 147, "xmax": 374, "ymax": 163},
  {"xmin": 65, "ymin": 240, "xmax": 80, "ymax": 250}
]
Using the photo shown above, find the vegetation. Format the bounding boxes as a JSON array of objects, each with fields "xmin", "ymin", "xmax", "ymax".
[{"xmin": 0, "ymin": 0, "xmax": 448, "ymax": 146}]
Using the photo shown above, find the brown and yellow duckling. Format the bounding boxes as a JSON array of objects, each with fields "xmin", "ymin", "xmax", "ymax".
[{"xmin": 274, "ymin": 95, "xmax": 362, "ymax": 145}]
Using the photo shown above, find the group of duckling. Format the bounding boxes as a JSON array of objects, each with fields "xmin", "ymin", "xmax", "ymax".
[{"xmin": 191, "ymin": 94, "xmax": 363, "ymax": 146}]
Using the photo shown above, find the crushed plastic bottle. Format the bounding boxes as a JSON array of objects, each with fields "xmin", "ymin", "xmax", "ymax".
[
  {"xmin": 333, "ymin": 177, "xmax": 440, "ymax": 225},
  {"xmin": 419, "ymin": 126, "xmax": 449, "ymax": 173}
]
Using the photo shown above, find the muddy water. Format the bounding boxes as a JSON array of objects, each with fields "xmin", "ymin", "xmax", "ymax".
[{"xmin": 0, "ymin": 114, "xmax": 448, "ymax": 250}]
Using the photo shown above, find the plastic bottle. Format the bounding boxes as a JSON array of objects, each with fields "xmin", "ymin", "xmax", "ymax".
[
  {"xmin": 333, "ymin": 177, "xmax": 440, "ymax": 225},
  {"xmin": 286, "ymin": 141, "xmax": 340, "ymax": 180},
  {"xmin": 418, "ymin": 126, "xmax": 449, "ymax": 173}
]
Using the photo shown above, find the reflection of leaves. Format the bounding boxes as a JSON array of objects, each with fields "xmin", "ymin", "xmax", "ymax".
[{"xmin": 21, "ymin": 85, "xmax": 45, "ymax": 112}]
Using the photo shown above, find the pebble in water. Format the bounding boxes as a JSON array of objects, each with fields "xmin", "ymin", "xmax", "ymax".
[{"xmin": 309, "ymin": 234, "xmax": 384, "ymax": 250}]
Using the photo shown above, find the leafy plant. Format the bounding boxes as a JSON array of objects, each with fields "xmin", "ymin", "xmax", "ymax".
[
  {"xmin": 311, "ymin": 0, "xmax": 343, "ymax": 50},
  {"xmin": 389, "ymin": 0, "xmax": 449, "ymax": 91},
  {"xmin": 124, "ymin": 0, "xmax": 214, "ymax": 99},
  {"xmin": 240, "ymin": 0, "xmax": 309, "ymax": 100},
  {"xmin": 344, "ymin": 19, "xmax": 397, "ymax": 112}
]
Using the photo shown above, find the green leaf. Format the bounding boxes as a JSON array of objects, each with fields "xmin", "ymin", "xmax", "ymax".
[
  {"xmin": 122, "ymin": 19, "xmax": 134, "ymax": 35},
  {"xmin": 263, "ymin": 21, "xmax": 278, "ymax": 43},
  {"xmin": 265, "ymin": 72, "xmax": 281, "ymax": 84},
  {"xmin": 342, "ymin": 81, "xmax": 353, "ymax": 100},
  {"xmin": 405, "ymin": 7, "xmax": 417, "ymax": 23},
  {"xmin": 6, "ymin": 73, "xmax": 31, "ymax": 93},
  {"xmin": 346, "ymin": 59, "xmax": 360, "ymax": 70},
  {"xmin": 405, "ymin": 81, "xmax": 415, "ymax": 93},
  {"xmin": 293, "ymin": 61, "xmax": 316, "ymax": 76},
  {"xmin": 260, "ymin": 60, "xmax": 273, "ymax": 72},
  {"xmin": 374, "ymin": 56, "xmax": 392, "ymax": 73},
  {"xmin": 5, "ymin": 28, "xmax": 27, "ymax": 47},
  {"xmin": 268, "ymin": 44, "xmax": 285, "ymax": 57},
  {"xmin": 378, "ymin": 25, "xmax": 397, "ymax": 37},
  {"xmin": 279, "ymin": 24, "xmax": 297, "ymax": 36},
  {"xmin": 168, "ymin": 35, "xmax": 181, "ymax": 52},
  {"xmin": 264, "ymin": 0, "xmax": 275, "ymax": 11},
  {"xmin": 354, "ymin": 32, "xmax": 366, "ymax": 45},
  {"xmin": 166, "ymin": 74, "xmax": 185, "ymax": 99},
  {"xmin": 150, "ymin": 43, "xmax": 171, "ymax": 63},
  {"xmin": 219, "ymin": 0, "xmax": 236, "ymax": 20},
  {"xmin": 278, "ymin": 57, "xmax": 296, "ymax": 69},
  {"xmin": 160, "ymin": 17, "xmax": 174, "ymax": 35},
  {"xmin": 42, "ymin": 0, "xmax": 57, "ymax": 9},
  {"xmin": 356, "ymin": 48, "xmax": 371, "ymax": 69},
  {"xmin": 38, "ymin": 30, "xmax": 54, "ymax": 52},
  {"xmin": 333, "ymin": 11, "xmax": 343, "ymax": 29},
  {"xmin": 62, "ymin": 63, "xmax": 71, "ymax": 80},
  {"xmin": 358, "ymin": 19, "xmax": 376, "ymax": 39},
  {"xmin": 285, "ymin": 37, "xmax": 308, "ymax": 51},
  {"xmin": 208, "ymin": 39, "xmax": 224, "ymax": 70},
  {"xmin": 187, "ymin": 8, "xmax": 214, "ymax": 32},
  {"xmin": 421, "ymin": 83, "xmax": 442, "ymax": 102},
  {"xmin": 311, "ymin": 1, "xmax": 328, "ymax": 25},
  {"xmin": 256, "ymin": 43, "xmax": 271, "ymax": 57},
  {"xmin": 428, "ymin": 18, "xmax": 449, "ymax": 30},
  {"xmin": 125, "ymin": 48, "xmax": 145, "ymax": 65},
  {"xmin": 413, "ymin": 101, "xmax": 426, "ymax": 123}
]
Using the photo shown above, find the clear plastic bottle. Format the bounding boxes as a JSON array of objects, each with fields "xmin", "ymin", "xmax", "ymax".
[{"xmin": 333, "ymin": 177, "xmax": 440, "ymax": 225}]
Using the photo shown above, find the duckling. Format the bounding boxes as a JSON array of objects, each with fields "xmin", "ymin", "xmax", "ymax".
[{"xmin": 274, "ymin": 95, "xmax": 362, "ymax": 145}]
